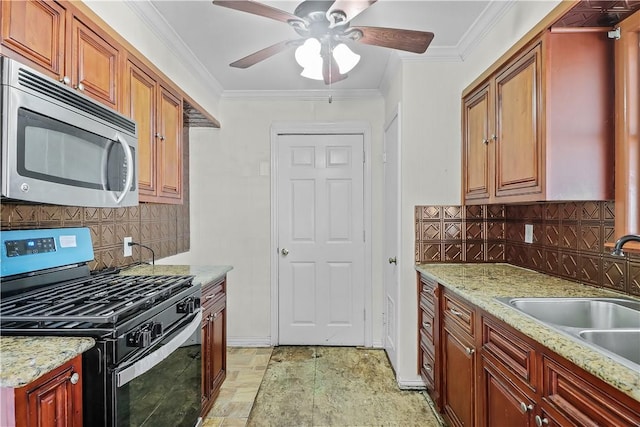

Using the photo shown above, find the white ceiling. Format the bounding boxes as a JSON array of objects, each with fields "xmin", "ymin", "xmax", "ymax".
[{"xmin": 133, "ymin": 0, "xmax": 514, "ymax": 95}]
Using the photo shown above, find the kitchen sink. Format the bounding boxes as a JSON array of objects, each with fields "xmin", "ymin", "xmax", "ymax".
[
  {"xmin": 578, "ymin": 330, "xmax": 640, "ymax": 366},
  {"xmin": 495, "ymin": 297, "xmax": 640, "ymax": 371},
  {"xmin": 503, "ymin": 298, "xmax": 640, "ymax": 329}
]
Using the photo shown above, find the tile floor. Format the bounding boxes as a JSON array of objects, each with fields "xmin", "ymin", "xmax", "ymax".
[{"xmin": 204, "ymin": 346, "xmax": 442, "ymax": 427}]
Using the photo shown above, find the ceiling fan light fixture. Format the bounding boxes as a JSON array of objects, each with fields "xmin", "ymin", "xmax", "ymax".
[
  {"xmin": 332, "ymin": 43, "xmax": 360, "ymax": 74},
  {"xmin": 295, "ymin": 38, "xmax": 321, "ymax": 68}
]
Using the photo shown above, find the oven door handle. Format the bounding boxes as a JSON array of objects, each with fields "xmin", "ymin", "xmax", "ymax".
[
  {"xmin": 116, "ymin": 310, "xmax": 202, "ymax": 387},
  {"xmin": 113, "ymin": 133, "xmax": 134, "ymax": 205}
]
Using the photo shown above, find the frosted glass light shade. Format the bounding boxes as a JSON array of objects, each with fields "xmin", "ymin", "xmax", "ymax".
[{"xmin": 332, "ymin": 43, "xmax": 360, "ymax": 74}]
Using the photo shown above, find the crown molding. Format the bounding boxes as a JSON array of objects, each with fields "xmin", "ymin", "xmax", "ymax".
[
  {"xmin": 220, "ymin": 88, "xmax": 382, "ymax": 101},
  {"xmin": 124, "ymin": 0, "xmax": 224, "ymax": 98},
  {"xmin": 456, "ymin": 0, "xmax": 516, "ymax": 60}
]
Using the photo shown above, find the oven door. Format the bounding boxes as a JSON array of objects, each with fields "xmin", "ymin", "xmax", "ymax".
[{"xmin": 114, "ymin": 311, "xmax": 202, "ymax": 427}]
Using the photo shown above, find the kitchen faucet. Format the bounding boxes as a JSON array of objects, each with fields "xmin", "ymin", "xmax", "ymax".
[{"xmin": 611, "ymin": 234, "xmax": 640, "ymax": 256}]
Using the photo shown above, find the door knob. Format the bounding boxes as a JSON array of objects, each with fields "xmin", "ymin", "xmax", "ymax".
[
  {"xmin": 281, "ymin": 248, "xmax": 289, "ymax": 256},
  {"xmin": 388, "ymin": 257, "xmax": 397, "ymax": 264}
]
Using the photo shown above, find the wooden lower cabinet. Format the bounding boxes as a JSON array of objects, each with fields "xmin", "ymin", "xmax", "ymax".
[
  {"xmin": 0, "ymin": 355, "xmax": 83, "ymax": 427},
  {"xmin": 417, "ymin": 273, "xmax": 640, "ymax": 427},
  {"xmin": 442, "ymin": 323, "xmax": 476, "ymax": 427},
  {"xmin": 201, "ymin": 277, "xmax": 227, "ymax": 418}
]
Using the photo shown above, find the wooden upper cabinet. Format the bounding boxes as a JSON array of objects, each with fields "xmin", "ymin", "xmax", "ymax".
[
  {"xmin": 126, "ymin": 60, "xmax": 157, "ymax": 196},
  {"xmin": 0, "ymin": 0, "xmax": 66, "ymax": 79},
  {"xmin": 614, "ymin": 10, "xmax": 640, "ymax": 240},
  {"xmin": 462, "ymin": 31, "xmax": 614, "ymax": 205},
  {"xmin": 125, "ymin": 58, "xmax": 183, "ymax": 204},
  {"xmin": 70, "ymin": 15, "xmax": 120, "ymax": 109},
  {"xmin": 495, "ymin": 44, "xmax": 542, "ymax": 198},
  {"xmin": 462, "ymin": 84, "xmax": 492, "ymax": 202},
  {"xmin": 158, "ymin": 87, "xmax": 183, "ymax": 201}
]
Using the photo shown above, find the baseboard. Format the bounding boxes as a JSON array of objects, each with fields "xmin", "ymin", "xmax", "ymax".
[
  {"xmin": 397, "ymin": 375, "xmax": 426, "ymax": 390},
  {"xmin": 227, "ymin": 336, "xmax": 272, "ymax": 347},
  {"xmin": 371, "ymin": 339, "xmax": 384, "ymax": 348}
]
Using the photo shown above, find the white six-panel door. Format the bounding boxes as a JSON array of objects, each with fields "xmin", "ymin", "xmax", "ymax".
[{"xmin": 277, "ymin": 133, "xmax": 365, "ymax": 345}]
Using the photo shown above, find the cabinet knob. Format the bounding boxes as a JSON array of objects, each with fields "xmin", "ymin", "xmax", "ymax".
[
  {"xmin": 465, "ymin": 347, "xmax": 475, "ymax": 355},
  {"xmin": 59, "ymin": 76, "xmax": 71, "ymax": 85},
  {"xmin": 535, "ymin": 416, "xmax": 549, "ymax": 427},
  {"xmin": 422, "ymin": 322, "xmax": 431, "ymax": 329},
  {"xmin": 482, "ymin": 139, "xmax": 489, "ymax": 145},
  {"xmin": 424, "ymin": 364, "xmax": 432, "ymax": 372},
  {"xmin": 388, "ymin": 257, "xmax": 397, "ymax": 264},
  {"xmin": 491, "ymin": 134, "xmax": 497, "ymax": 142},
  {"xmin": 206, "ymin": 295, "xmax": 215, "ymax": 300},
  {"xmin": 74, "ymin": 82, "xmax": 85, "ymax": 91},
  {"xmin": 70, "ymin": 372, "xmax": 80, "ymax": 385},
  {"xmin": 520, "ymin": 402, "xmax": 533, "ymax": 412}
]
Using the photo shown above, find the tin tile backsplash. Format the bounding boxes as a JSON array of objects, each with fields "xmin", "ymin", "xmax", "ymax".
[
  {"xmin": 416, "ymin": 201, "xmax": 639, "ymax": 296},
  {"xmin": 0, "ymin": 130, "xmax": 190, "ymax": 271}
]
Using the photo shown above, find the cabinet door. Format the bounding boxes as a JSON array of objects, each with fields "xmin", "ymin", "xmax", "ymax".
[
  {"xmin": 15, "ymin": 356, "xmax": 82, "ymax": 427},
  {"xmin": 157, "ymin": 86, "xmax": 183, "ymax": 202},
  {"xmin": 442, "ymin": 325, "xmax": 476, "ymax": 427},
  {"xmin": 211, "ymin": 305, "xmax": 227, "ymax": 390},
  {"xmin": 494, "ymin": 43, "xmax": 543, "ymax": 198},
  {"xmin": 0, "ymin": 0, "xmax": 66, "ymax": 79},
  {"xmin": 126, "ymin": 60, "xmax": 157, "ymax": 198},
  {"xmin": 462, "ymin": 83, "xmax": 492, "ymax": 203},
  {"xmin": 480, "ymin": 356, "xmax": 535, "ymax": 427},
  {"xmin": 70, "ymin": 16, "xmax": 119, "ymax": 109}
]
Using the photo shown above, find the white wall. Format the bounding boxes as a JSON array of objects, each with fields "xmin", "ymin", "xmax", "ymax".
[{"xmin": 163, "ymin": 97, "xmax": 386, "ymax": 345}]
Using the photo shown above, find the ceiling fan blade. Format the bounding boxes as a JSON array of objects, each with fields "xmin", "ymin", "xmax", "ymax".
[
  {"xmin": 322, "ymin": 53, "xmax": 348, "ymax": 85},
  {"xmin": 213, "ymin": 0, "xmax": 303, "ymax": 24},
  {"xmin": 230, "ymin": 40, "xmax": 297, "ymax": 68},
  {"xmin": 350, "ymin": 26, "xmax": 434, "ymax": 54},
  {"xmin": 327, "ymin": 0, "xmax": 377, "ymax": 24}
]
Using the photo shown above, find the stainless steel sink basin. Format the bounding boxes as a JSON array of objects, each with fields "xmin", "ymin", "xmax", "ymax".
[
  {"xmin": 578, "ymin": 330, "xmax": 640, "ymax": 366},
  {"xmin": 504, "ymin": 298, "xmax": 640, "ymax": 329},
  {"xmin": 495, "ymin": 297, "xmax": 640, "ymax": 371}
]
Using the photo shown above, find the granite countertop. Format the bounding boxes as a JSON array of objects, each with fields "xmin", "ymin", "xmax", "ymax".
[
  {"xmin": 121, "ymin": 264, "xmax": 233, "ymax": 286},
  {"xmin": 0, "ymin": 336, "xmax": 95, "ymax": 388},
  {"xmin": 415, "ymin": 263, "xmax": 640, "ymax": 402}
]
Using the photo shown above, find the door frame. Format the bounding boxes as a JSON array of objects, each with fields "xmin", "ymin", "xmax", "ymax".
[
  {"xmin": 383, "ymin": 103, "xmax": 402, "ymax": 370},
  {"xmin": 270, "ymin": 121, "xmax": 373, "ymax": 347}
]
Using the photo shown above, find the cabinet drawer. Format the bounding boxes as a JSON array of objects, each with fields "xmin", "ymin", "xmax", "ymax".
[
  {"xmin": 541, "ymin": 356, "xmax": 640, "ymax": 426},
  {"xmin": 420, "ymin": 293, "xmax": 435, "ymax": 313},
  {"xmin": 202, "ymin": 279, "xmax": 225, "ymax": 310},
  {"xmin": 420, "ymin": 276, "xmax": 437, "ymax": 296},
  {"xmin": 482, "ymin": 316, "xmax": 536, "ymax": 389},
  {"xmin": 443, "ymin": 291, "xmax": 475, "ymax": 337},
  {"xmin": 420, "ymin": 342, "xmax": 436, "ymax": 388},
  {"xmin": 420, "ymin": 309, "xmax": 435, "ymax": 344}
]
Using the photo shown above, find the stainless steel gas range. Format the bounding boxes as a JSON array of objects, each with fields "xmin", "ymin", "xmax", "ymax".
[{"xmin": 0, "ymin": 228, "xmax": 203, "ymax": 427}]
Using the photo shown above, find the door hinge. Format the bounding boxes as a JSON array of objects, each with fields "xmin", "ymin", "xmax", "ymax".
[
  {"xmin": 608, "ymin": 27, "xmax": 621, "ymax": 40},
  {"xmin": 382, "ymin": 152, "xmax": 387, "ymax": 163}
]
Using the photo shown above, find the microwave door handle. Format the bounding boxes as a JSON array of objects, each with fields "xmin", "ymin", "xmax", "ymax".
[{"xmin": 114, "ymin": 134, "xmax": 134, "ymax": 205}]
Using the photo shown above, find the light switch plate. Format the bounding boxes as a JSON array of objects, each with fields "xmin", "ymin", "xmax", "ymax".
[{"xmin": 524, "ymin": 224, "xmax": 534, "ymax": 244}]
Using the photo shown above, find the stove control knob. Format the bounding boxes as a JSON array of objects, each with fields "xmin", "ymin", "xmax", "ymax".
[
  {"xmin": 177, "ymin": 297, "xmax": 195, "ymax": 314},
  {"xmin": 126, "ymin": 328, "xmax": 152, "ymax": 348},
  {"xmin": 151, "ymin": 322, "xmax": 163, "ymax": 339}
]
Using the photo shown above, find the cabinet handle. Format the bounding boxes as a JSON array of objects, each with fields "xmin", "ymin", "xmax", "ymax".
[
  {"xmin": 160, "ymin": 135, "xmax": 166, "ymax": 141},
  {"xmin": 422, "ymin": 322, "xmax": 431, "ymax": 330},
  {"xmin": 482, "ymin": 138, "xmax": 489, "ymax": 145},
  {"xmin": 465, "ymin": 347, "xmax": 475, "ymax": 355},
  {"xmin": 535, "ymin": 416, "xmax": 549, "ymax": 427},
  {"xmin": 59, "ymin": 76, "xmax": 71, "ymax": 85},
  {"xmin": 70, "ymin": 372, "xmax": 80, "ymax": 385},
  {"xmin": 424, "ymin": 364, "xmax": 432, "ymax": 372},
  {"xmin": 388, "ymin": 257, "xmax": 397, "ymax": 264},
  {"xmin": 213, "ymin": 312, "xmax": 218, "ymax": 319},
  {"xmin": 491, "ymin": 134, "xmax": 497, "ymax": 142},
  {"xmin": 449, "ymin": 308, "xmax": 464, "ymax": 317},
  {"xmin": 206, "ymin": 295, "xmax": 216, "ymax": 300},
  {"xmin": 520, "ymin": 402, "xmax": 533, "ymax": 413},
  {"xmin": 155, "ymin": 133, "xmax": 161, "ymax": 139},
  {"xmin": 74, "ymin": 83, "xmax": 85, "ymax": 91}
]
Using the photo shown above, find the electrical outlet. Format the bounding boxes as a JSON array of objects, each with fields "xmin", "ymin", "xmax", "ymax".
[
  {"xmin": 124, "ymin": 237, "xmax": 132, "ymax": 257},
  {"xmin": 524, "ymin": 224, "xmax": 534, "ymax": 244}
]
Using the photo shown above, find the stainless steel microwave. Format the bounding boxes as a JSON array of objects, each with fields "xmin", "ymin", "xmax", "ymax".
[{"xmin": 1, "ymin": 56, "xmax": 138, "ymax": 208}]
